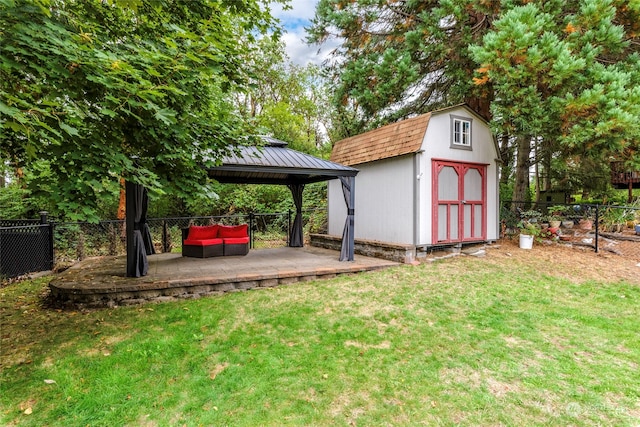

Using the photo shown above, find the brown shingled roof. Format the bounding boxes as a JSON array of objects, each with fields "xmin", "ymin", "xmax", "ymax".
[{"xmin": 330, "ymin": 113, "xmax": 431, "ymax": 166}]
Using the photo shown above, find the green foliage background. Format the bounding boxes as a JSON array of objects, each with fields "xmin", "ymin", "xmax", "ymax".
[{"xmin": 1, "ymin": 0, "xmax": 282, "ymax": 221}]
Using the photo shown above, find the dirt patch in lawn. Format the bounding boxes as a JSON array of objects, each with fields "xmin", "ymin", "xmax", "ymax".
[{"xmin": 484, "ymin": 238, "xmax": 640, "ymax": 285}]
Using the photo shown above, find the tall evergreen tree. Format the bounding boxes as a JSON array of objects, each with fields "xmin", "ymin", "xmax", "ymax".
[
  {"xmin": 308, "ymin": 0, "xmax": 497, "ymax": 136},
  {"xmin": 309, "ymin": 0, "xmax": 640, "ymax": 204},
  {"xmin": 471, "ymin": 0, "xmax": 640, "ymax": 203}
]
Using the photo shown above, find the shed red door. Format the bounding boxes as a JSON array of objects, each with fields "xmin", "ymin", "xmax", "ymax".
[{"xmin": 432, "ymin": 160, "xmax": 487, "ymax": 244}]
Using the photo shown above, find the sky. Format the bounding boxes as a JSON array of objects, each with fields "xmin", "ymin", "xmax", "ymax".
[{"xmin": 269, "ymin": 0, "xmax": 337, "ymax": 66}]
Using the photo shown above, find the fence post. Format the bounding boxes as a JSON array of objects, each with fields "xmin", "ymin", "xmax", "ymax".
[
  {"xmin": 162, "ymin": 220, "xmax": 169, "ymax": 253},
  {"xmin": 594, "ymin": 204, "xmax": 599, "ymax": 253},
  {"xmin": 249, "ymin": 213, "xmax": 255, "ymax": 249},
  {"xmin": 40, "ymin": 211, "xmax": 55, "ymax": 271}
]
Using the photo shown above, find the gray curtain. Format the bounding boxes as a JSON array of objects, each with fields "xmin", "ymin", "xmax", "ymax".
[
  {"xmin": 140, "ymin": 188, "xmax": 155, "ymax": 256},
  {"xmin": 126, "ymin": 181, "xmax": 150, "ymax": 277},
  {"xmin": 339, "ymin": 176, "xmax": 355, "ymax": 261},
  {"xmin": 288, "ymin": 183, "xmax": 305, "ymax": 247}
]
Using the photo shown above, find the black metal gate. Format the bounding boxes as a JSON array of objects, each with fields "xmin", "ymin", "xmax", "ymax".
[{"xmin": 0, "ymin": 215, "xmax": 54, "ymax": 280}]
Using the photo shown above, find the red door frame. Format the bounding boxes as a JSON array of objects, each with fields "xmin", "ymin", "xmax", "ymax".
[{"xmin": 432, "ymin": 159, "xmax": 488, "ymax": 244}]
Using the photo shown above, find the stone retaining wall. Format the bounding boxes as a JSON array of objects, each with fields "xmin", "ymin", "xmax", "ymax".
[
  {"xmin": 310, "ymin": 234, "xmax": 416, "ymax": 264},
  {"xmin": 48, "ymin": 247, "xmax": 401, "ymax": 309},
  {"xmin": 49, "ymin": 270, "xmax": 348, "ymax": 308}
]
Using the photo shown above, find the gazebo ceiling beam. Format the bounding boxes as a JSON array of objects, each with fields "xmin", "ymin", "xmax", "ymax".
[{"xmin": 210, "ymin": 175, "xmax": 340, "ymax": 186}]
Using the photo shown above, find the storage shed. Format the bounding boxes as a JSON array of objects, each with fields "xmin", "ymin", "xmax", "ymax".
[{"xmin": 327, "ymin": 104, "xmax": 500, "ymax": 260}]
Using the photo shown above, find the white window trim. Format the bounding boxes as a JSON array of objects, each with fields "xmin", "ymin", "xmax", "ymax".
[{"xmin": 450, "ymin": 115, "xmax": 473, "ymax": 150}]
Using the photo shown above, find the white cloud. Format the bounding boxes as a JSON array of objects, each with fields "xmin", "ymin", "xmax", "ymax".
[
  {"xmin": 270, "ymin": 0, "xmax": 317, "ymax": 23},
  {"xmin": 281, "ymin": 28, "xmax": 340, "ymax": 66},
  {"xmin": 269, "ymin": 0, "xmax": 338, "ymax": 66}
]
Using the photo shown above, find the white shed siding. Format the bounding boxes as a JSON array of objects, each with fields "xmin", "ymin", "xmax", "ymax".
[
  {"xmin": 327, "ymin": 179, "xmax": 346, "ymax": 236},
  {"xmin": 328, "ymin": 156, "xmax": 415, "ymax": 244},
  {"xmin": 418, "ymin": 107, "xmax": 499, "ymax": 244}
]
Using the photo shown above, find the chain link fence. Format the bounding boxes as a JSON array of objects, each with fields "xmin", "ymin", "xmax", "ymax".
[
  {"xmin": 1, "ymin": 209, "xmax": 327, "ymax": 281},
  {"xmin": 4, "ymin": 202, "xmax": 637, "ymax": 281},
  {"xmin": 0, "ymin": 223, "xmax": 53, "ymax": 280},
  {"xmin": 501, "ymin": 201, "xmax": 640, "ymax": 259}
]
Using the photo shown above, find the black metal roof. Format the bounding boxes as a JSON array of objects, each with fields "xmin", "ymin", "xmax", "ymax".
[{"xmin": 207, "ymin": 136, "xmax": 359, "ymax": 185}]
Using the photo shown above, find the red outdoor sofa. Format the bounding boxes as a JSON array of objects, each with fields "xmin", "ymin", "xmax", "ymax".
[{"xmin": 181, "ymin": 224, "xmax": 250, "ymax": 258}]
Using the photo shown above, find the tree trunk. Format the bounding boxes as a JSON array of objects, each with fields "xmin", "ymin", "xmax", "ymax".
[
  {"xmin": 117, "ymin": 178, "xmax": 126, "ymax": 220},
  {"xmin": 512, "ymin": 134, "xmax": 532, "ymax": 210},
  {"xmin": 15, "ymin": 167, "xmax": 24, "ymax": 187},
  {"xmin": 499, "ymin": 134, "xmax": 513, "ymax": 189},
  {"xmin": 117, "ymin": 178, "xmax": 127, "ymax": 245},
  {"xmin": 542, "ymin": 138, "xmax": 552, "ymax": 192},
  {"xmin": 534, "ymin": 142, "xmax": 540, "ymax": 206},
  {"xmin": 466, "ymin": 95, "xmax": 492, "ymax": 122}
]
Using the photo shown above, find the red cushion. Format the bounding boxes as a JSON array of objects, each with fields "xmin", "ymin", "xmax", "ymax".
[
  {"xmin": 222, "ymin": 237, "xmax": 249, "ymax": 245},
  {"xmin": 183, "ymin": 238, "xmax": 223, "ymax": 246},
  {"xmin": 218, "ymin": 224, "xmax": 248, "ymax": 238},
  {"xmin": 187, "ymin": 225, "xmax": 219, "ymax": 240}
]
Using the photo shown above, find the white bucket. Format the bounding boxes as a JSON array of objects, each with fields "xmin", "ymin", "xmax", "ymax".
[{"xmin": 519, "ymin": 234, "xmax": 534, "ymax": 249}]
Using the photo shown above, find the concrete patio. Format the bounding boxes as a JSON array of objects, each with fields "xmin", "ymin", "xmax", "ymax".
[{"xmin": 49, "ymin": 246, "xmax": 400, "ymax": 308}]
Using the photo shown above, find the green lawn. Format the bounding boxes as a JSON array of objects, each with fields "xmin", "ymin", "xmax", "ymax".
[{"xmin": 1, "ymin": 252, "xmax": 639, "ymax": 426}]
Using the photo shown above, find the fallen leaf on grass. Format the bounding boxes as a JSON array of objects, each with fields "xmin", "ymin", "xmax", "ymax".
[
  {"xmin": 209, "ymin": 362, "xmax": 229, "ymax": 380},
  {"xmin": 19, "ymin": 400, "xmax": 36, "ymax": 411},
  {"xmin": 24, "ymin": 407, "xmax": 33, "ymax": 415}
]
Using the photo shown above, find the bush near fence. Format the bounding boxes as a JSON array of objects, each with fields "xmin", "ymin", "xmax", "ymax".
[
  {"xmin": 501, "ymin": 201, "xmax": 640, "ymax": 231},
  {"xmin": 501, "ymin": 200, "xmax": 640, "ymax": 257}
]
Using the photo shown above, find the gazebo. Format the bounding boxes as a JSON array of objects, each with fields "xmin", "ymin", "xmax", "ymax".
[{"xmin": 126, "ymin": 137, "xmax": 358, "ymax": 277}]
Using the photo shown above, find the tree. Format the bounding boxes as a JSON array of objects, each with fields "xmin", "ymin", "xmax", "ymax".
[
  {"xmin": 212, "ymin": 38, "xmax": 336, "ymax": 219},
  {"xmin": 0, "ymin": 0, "xmax": 282, "ymax": 221},
  {"xmin": 309, "ymin": 0, "xmax": 640, "ymax": 205},
  {"xmin": 234, "ymin": 37, "xmax": 332, "ymax": 155},
  {"xmin": 308, "ymin": 0, "xmax": 497, "ymax": 136},
  {"xmin": 470, "ymin": 0, "xmax": 640, "ymax": 204}
]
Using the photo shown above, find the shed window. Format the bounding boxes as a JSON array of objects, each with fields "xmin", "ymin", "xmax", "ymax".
[{"xmin": 451, "ymin": 116, "xmax": 472, "ymax": 150}]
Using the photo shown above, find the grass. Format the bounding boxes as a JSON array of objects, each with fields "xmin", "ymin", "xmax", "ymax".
[{"xmin": 1, "ymin": 254, "xmax": 639, "ymax": 426}]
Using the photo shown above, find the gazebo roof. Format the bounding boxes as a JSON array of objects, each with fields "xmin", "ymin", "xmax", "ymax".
[{"xmin": 207, "ymin": 136, "xmax": 358, "ymax": 185}]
